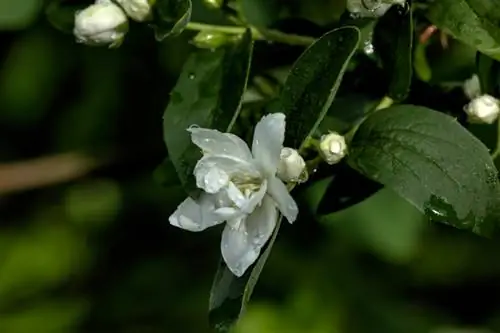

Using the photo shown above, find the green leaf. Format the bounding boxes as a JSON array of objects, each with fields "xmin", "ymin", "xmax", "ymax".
[
  {"xmin": 279, "ymin": 26, "xmax": 360, "ymax": 149},
  {"xmin": 348, "ymin": 105, "xmax": 500, "ymax": 237},
  {"xmin": 476, "ymin": 52, "xmax": 500, "ymax": 95},
  {"xmin": 151, "ymin": 0, "xmax": 192, "ymax": 41},
  {"xmin": 163, "ymin": 30, "xmax": 253, "ymax": 197},
  {"xmin": 208, "ymin": 216, "xmax": 283, "ymax": 332},
  {"xmin": 316, "ymin": 163, "xmax": 383, "ymax": 215},
  {"xmin": 427, "ymin": 0, "xmax": 500, "ymax": 61},
  {"xmin": 373, "ymin": 2, "xmax": 413, "ymax": 101}
]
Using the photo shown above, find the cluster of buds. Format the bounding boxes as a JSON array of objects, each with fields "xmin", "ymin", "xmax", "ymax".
[
  {"xmin": 73, "ymin": 0, "xmax": 154, "ymax": 47},
  {"xmin": 276, "ymin": 132, "xmax": 348, "ymax": 184}
]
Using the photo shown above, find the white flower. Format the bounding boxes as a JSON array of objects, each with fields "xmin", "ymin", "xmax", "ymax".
[
  {"xmin": 277, "ymin": 148, "xmax": 306, "ymax": 182},
  {"xmin": 74, "ymin": 0, "xmax": 128, "ymax": 47},
  {"xmin": 115, "ymin": 0, "xmax": 153, "ymax": 22},
  {"xmin": 463, "ymin": 74, "xmax": 481, "ymax": 100},
  {"xmin": 464, "ymin": 94, "xmax": 500, "ymax": 124},
  {"xmin": 169, "ymin": 113, "xmax": 299, "ymax": 277},
  {"xmin": 319, "ymin": 132, "xmax": 347, "ymax": 164},
  {"xmin": 347, "ymin": 0, "xmax": 405, "ymax": 18}
]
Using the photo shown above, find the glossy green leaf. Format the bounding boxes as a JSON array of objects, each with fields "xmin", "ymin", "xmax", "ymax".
[
  {"xmin": 427, "ymin": 0, "xmax": 500, "ymax": 61},
  {"xmin": 279, "ymin": 26, "xmax": 361, "ymax": 149},
  {"xmin": 373, "ymin": 2, "xmax": 413, "ymax": 101},
  {"xmin": 316, "ymin": 163, "xmax": 383, "ymax": 215},
  {"xmin": 476, "ymin": 52, "xmax": 500, "ymax": 95},
  {"xmin": 348, "ymin": 105, "xmax": 500, "ymax": 237},
  {"xmin": 163, "ymin": 30, "xmax": 253, "ymax": 197},
  {"xmin": 151, "ymin": 0, "xmax": 192, "ymax": 41}
]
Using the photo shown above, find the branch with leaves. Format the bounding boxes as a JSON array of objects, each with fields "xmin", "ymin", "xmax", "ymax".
[{"xmin": 44, "ymin": 0, "xmax": 500, "ymax": 331}]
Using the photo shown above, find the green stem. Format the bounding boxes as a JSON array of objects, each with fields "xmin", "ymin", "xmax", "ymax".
[
  {"xmin": 491, "ymin": 118, "xmax": 500, "ymax": 160},
  {"xmin": 343, "ymin": 95, "xmax": 395, "ymax": 144},
  {"xmin": 185, "ymin": 22, "xmax": 315, "ymax": 46}
]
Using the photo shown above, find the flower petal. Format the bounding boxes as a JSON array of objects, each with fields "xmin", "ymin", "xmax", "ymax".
[
  {"xmin": 267, "ymin": 176, "xmax": 298, "ymax": 223},
  {"xmin": 252, "ymin": 113, "xmax": 286, "ymax": 175},
  {"xmin": 245, "ymin": 195, "xmax": 278, "ymax": 250},
  {"xmin": 169, "ymin": 194, "xmax": 224, "ymax": 231},
  {"xmin": 194, "ymin": 155, "xmax": 261, "ymax": 193},
  {"xmin": 221, "ymin": 222, "xmax": 259, "ymax": 277},
  {"xmin": 240, "ymin": 179, "xmax": 267, "ymax": 214},
  {"xmin": 198, "ymin": 166, "xmax": 230, "ymax": 194},
  {"xmin": 188, "ymin": 127, "xmax": 253, "ymax": 161}
]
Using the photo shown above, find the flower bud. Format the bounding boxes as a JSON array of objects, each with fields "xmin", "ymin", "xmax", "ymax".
[
  {"xmin": 463, "ymin": 74, "xmax": 481, "ymax": 100},
  {"xmin": 74, "ymin": 1, "xmax": 128, "ymax": 47},
  {"xmin": 203, "ymin": 0, "xmax": 223, "ymax": 9},
  {"xmin": 319, "ymin": 133, "xmax": 347, "ymax": 165},
  {"xmin": 277, "ymin": 148, "xmax": 306, "ymax": 182},
  {"xmin": 464, "ymin": 94, "xmax": 500, "ymax": 124},
  {"xmin": 115, "ymin": 0, "xmax": 154, "ymax": 22},
  {"xmin": 192, "ymin": 31, "xmax": 232, "ymax": 49},
  {"xmin": 347, "ymin": 0, "xmax": 405, "ymax": 18}
]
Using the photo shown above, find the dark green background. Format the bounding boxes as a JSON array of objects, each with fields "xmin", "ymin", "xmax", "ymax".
[{"xmin": 1, "ymin": 0, "xmax": 500, "ymax": 332}]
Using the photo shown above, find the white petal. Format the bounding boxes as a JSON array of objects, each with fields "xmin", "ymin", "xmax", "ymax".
[
  {"xmin": 169, "ymin": 194, "xmax": 223, "ymax": 231},
  {"xmin": 252, "ymin": 113, "xmax": 286, "ymax": 176},
  {"xmin": 194, "ymin": 155, "xmax": 261, "ymax": 192},
  {"xmin": 226, "ymin": 182, "xmax": 247, "ymax": 208},
  {"xmin": 221, "ymin": 222, "xmax": 259, "ymax": 277},
  {"xmin": 239, "ymin": 179, "xmax": 267, "ymax": 214},
  {"xmin": 198, "ymin": 166, "xmax": 230, "ymax": 194},
  {"xmin": 245, "ymin": 195, "xmax": 278, "ymax": 250},
  {"xmin": 267, "ymin": 176, "xmax": 298, "ymax": 223},
  {"xmin": 214, "ymin": 207, "xmax": 241, "ymax": 220},
  {"xmin": 188, "ymin": 127, "xmax": 253, "ymax": 161}
]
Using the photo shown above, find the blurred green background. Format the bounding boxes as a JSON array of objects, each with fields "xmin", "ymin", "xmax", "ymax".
[{"xmin": 1, "ymin": 0, "xmax": 500, "ymax": 332}]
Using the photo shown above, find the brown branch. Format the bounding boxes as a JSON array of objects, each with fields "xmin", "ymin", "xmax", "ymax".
[{"xmin": 0, "ymin": 153, "xmax": 102, "ymax": 195}]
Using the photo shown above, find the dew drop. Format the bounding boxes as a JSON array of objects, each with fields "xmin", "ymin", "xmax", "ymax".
[{"xmin": 188, "ymin": 73, "xmax": 196, "ymax": 79}]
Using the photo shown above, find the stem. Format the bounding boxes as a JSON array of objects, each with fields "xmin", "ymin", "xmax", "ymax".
[
  {"xmin": 185, "ymin": 22, "xmax": 315, "ymax": 46},
  {"xmin": 344, "ymin": 96, "xmax": 394, "ymax": 142},
  {"xmin": 491, "ymin": 118, "xmax": 500, "ymax": 160}
]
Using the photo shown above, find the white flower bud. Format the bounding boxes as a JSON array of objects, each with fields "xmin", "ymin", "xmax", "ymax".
[
  {"xmin": 277, "ymin": 148, "xmax": 306, "ymax": 182},
  {"xmin": 463, "ymin": 74, "xmax": 481, "ymax": 100},
  {"xmin": 464, "ymin": 94, "xmax": 500, "ymax": 124},
  {"xmin": 74, "ymin": 1, "xmax": 128, "ymax": 47},
  {"xmin": 319, "ymin": 133, "xmax": 347, "ymax": 165},
  {"xmin": 115, "ymin": 0, "xmax": 154, "ymax": 22}
]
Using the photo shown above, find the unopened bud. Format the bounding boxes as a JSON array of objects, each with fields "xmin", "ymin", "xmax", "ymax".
[
  {"xmin": 203, "ymin": 0, "xmax": 223, "ymax": 9},
  {"xmin": 463, "ymin": 74, "xmax": 481, "ymax": 100},
  {"xmin": 74, "ymin": 1, "xmax": 128, "ymax": 47},
  {"xmin": 192, "ymin": 31, "xmax": 232, "ymax": 49},
  {"xmin": 319, "ymin": 133, "xmax": 347, "ymax": 165},
  {"xmin": 115, "ymin": 0, "xmax": 154, "ymax": 22},
  {"xmin": 464, "ymin": 94, "xmax": 500, "ymax": 124},
  {"xmin": 277, "ymin": 148, "xmax": 306, "ymax": 182}
]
